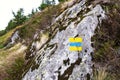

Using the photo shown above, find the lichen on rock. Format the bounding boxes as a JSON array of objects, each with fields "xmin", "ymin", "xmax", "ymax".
[{"xmin": 22, "ymin": 0, "xmax": 106, "ymax": 80}]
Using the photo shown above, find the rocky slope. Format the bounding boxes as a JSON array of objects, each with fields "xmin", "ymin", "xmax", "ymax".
[
  {"xmin": 22, "ymin": 0, "xmax": 106, "ymax": 80},
  {"xmin": 0, "ymin": 0, "xmax": 120, "ymax": 80}
]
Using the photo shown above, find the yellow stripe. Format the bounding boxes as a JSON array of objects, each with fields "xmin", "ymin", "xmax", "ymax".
[
  {"xmin": 69, "ymin": 38, "xmax": 75, "ymax": 42},
  {"xmin": 77, "ymin": 47, "xmax": 82, "ymax": 51},
  {"xmin": 75, "ymin": 37, "xmax": 82, "ymax": 42},
  {"xmin": 69, "ymin": 37, "xmax": 82, "ymax": 42},
  {"xmin": 69, "ymin": 47, "xmax": 82, "ymax": 51}
]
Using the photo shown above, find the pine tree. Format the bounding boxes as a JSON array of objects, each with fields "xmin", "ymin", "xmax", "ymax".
[
  {"xmin": 12, "ymin": 8, "xmax": 27, "ymax": 25},
  {"xmin": 39, "ymin": 0, "xmax": 55, "ymax": 10}
]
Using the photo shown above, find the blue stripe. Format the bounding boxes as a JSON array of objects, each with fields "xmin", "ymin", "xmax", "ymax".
[{"xmin": 69, "ymin": 42, "xmax": 82, "ymax": 47}]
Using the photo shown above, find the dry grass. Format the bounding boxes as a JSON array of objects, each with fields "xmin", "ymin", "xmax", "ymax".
[
  {"xmin": 93, "ymin": 68, "xmax": 108, "ymax": 80},
  {"xmin": 0, "ymin": 26, "xmax": 23, "ymax": 49},
  {"xmin": 0, "ymin": 43, "xmax": 27, "ymax": 80},
  {"xmin": 18, "ymin": 1, "xmax": 70, "ymax": 45},
  {"xmin": 92, "ymin": 1, "xmax": 120, "ymax": 79},
  {"xmin": 93, "ymin": 67, "xmax": 116, "ymax": 80},
  {"xmin": 0, "ymin": 1, "xmax": 70, "ymax": 79}
]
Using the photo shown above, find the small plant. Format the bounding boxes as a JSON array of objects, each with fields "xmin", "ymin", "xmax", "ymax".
[
  {"xmin": 93, "ymin": 68, "xmax": 115, "ymax": 80},
  {"xmin": 93, "ymin": 68, "xmax": 107, "ymax": 80}
]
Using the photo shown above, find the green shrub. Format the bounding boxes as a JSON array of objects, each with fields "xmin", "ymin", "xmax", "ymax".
[
  {"xmin": 59, "ymin": 0, "xmax": 67, "ymax": 2},
  {"xmin": 0, "ymin": 8, "xmax": 27, "ymax": 37},
  {"xmin": 6, "ymin": 20, "xmax": 17, "ymax": 32},
  {"xmin": 39, "ymin": 3, "xmax": 49, "ymax": 10},
  {"xmin": 0, "ymin": 30, "xmax": 6, "ymax": 36}
]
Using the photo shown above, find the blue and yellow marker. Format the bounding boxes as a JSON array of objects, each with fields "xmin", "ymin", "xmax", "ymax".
[{"xmin": 69, "ymin": 37, "xmax": 82, "ymax": 51}]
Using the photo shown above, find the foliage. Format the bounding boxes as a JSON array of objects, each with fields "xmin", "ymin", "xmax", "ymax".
[
  {"xmin": 12, "ymin": 8, "xmax": 27, "ymax": 26},
  {"xmin": 42, "ymin": 0, "xmax": 55, "ymax": 5},
  {"xmin": 0, "ymin": 43, "xmax": 25, "ymax": 80},
  {"xmin": 19, "ymin": 4, "xmax": 63, "ymax": 45},
  {"xmin": 5, "ymin": 20, "xmax": 16, "ymax": 31},
  {"xmin": 39, "ymin": 3, "xmax": 49, "ymax": 10},
  {"xmin": 0, "ymin": 0, "xmax": 56, "ymax": 37},
  {"xmin": 92, "ymin": 1, "xmax": 120, "ymax": 79},
  {"xmin": 38, "ymin": 0, "xmax": 55, "ymax": 10},
  {"xmin": 59, "ymin": 0, "xmax": 65, "ymax": 2},
  {"xmin": 0, "ymin": 26, "xmax": 21, "ymax": 49},
  {"xmin": 0, "ymin": 30, "xmax": 6, "ymax": 36},
  {"xmin": 28, "ymin": 9, "xmax": 38, "ymax": 18},
  {"xmin": 0, "ymin": 8, "xmax": 27, "ymax": 37}
]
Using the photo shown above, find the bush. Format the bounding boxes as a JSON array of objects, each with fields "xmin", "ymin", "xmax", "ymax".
[
  {"xmin": 0, "ymin": 30, "xmax": 6, "ymax": 36},
  {"xmin": 59, "ymin": 0, "xmax": 65, "ymax": 2},
  {"xmin": 39, "ymin": 3, "xmax": 49, "ymax": 10},
  {"xmin": 0, "ymin": 8, "xmax": 27, "ymax": 37},
  {"xmin": 6, "ymin": 20, "xmax": 17, "ymax": 31}
]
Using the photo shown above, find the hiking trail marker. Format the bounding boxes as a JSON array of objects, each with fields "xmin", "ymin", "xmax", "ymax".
[{"xmin": 69, "ymin": 37, "xmax": 82, "ymax": 51}]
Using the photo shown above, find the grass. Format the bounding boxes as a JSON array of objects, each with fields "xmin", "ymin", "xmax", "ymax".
[
  {"xmin": 0, "ymin": 25, "xmax": 24, "ymax": 79},
  {"xmin": 0, "ymin": 29, "xmax": 14, "ymax": 49},
  {"xmin": 5, "ymin": 57, "xmax": 25, "ymax": 80},
  {"xmin": 93, "ymin": 68, "xmax": 107, "ymax": 80},
  {"xmin": 0, "ymin": 26, "xmax": 22, "ymax": 49},
  {"xmin": 93, "ymin": 41, "xmax": 115, "ymax": 61},
  {"xmin": 0, "ymin": 44, "xmax": 4, "ymax": 49},
  {"xmin": 18, "ymin": 1, "xmax": 71, "ymax": 46},
  {"xmin": 0, "ymin": 43, "xmax": 27, "ymax": 80},
  {"xmin": 92, "ymin": 1, "xmax": 120, "ymax": 79},
  {"xmin": 0, "ymin": 2, "xmax": 71, "ymax": 79},
  {"xmin": 93, "ymin": 68, "xmax": 115, "ymax": 80},
  {"xmin": 19, "ymin": 4, "xmax": 63, "ymax": 42}
]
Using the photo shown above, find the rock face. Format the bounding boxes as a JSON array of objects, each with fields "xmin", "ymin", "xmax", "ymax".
[
  {"xmin": 5, "ymin": 31, "xmax": 20, "ymax": 48},
  {"xmin": 22, "ymin": 0, "xmax": 106, "ymax": 80}
]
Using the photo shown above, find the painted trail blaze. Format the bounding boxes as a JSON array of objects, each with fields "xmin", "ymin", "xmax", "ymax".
[{"xmin": 69, "ymin": 37, "xmax": 82, "ymax": 51}]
